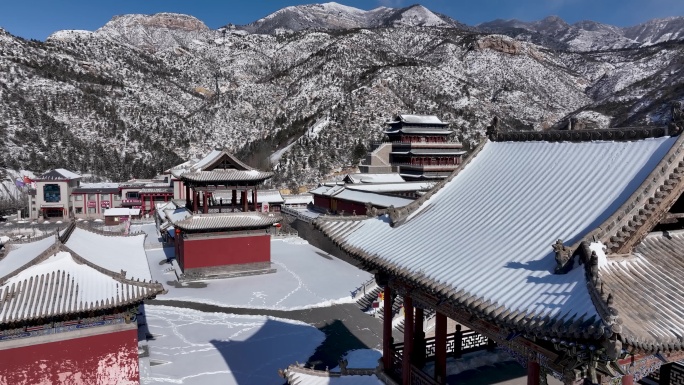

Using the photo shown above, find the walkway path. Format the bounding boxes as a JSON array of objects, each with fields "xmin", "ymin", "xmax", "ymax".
[{"xmin": 148, "ymin": 299, "xmax": 400, "ymax": 370}]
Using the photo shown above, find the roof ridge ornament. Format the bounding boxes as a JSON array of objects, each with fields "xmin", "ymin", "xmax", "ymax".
[
  {"xmin": 486, "ymin": 116, "xmax": 500, "ymax": 140},
  {"xmin": 552, "ymin": 239, "xmax": 574, "ymax": 274}
]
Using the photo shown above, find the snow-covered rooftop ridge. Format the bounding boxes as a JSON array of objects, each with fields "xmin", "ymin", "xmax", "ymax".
[
  {"xmin": 0, "ymin": 236, "xmax": 56, "ymax": 280},
  {"xmin": 398, "ymin": 114, "xmax": 444, "ymax": 124},
  {"xmin": 55, "ymin": 168, "xmax": 81, "ymax": 179},
  {"xmin": 64, "ymin": 227, "xmax": 151, "ymax": 281},
  {"xmin": 345, "ymin": 173, "xmax": 405, "ymax": 184},
  {"xmin": 311, "ymin": 184, "xmax": 413, "ymax": 208},
  {"xmin": 37, "ymin": 168, "xmax": 81, "ymax": 180},
  {"xmin": 192, "ymin": 149, "xmax": 223, "ymax": 171},
  {"xmin": 0, "ymin": 250, "xmax": 162, "ymax": 324},
  {"xmin": 319, "ymin": 136, "xmax": 677, "ymax": 332},
  {"xmin": 104, "ymin": 208, "xmax": 140, "ymax": 216},
  {"xmin": 77, "ymin": 182, "xmax": 119, "ymax": 189},
  {"xmin": 172, "ymin": 211, "xmax": 280, "ymax": 231}
]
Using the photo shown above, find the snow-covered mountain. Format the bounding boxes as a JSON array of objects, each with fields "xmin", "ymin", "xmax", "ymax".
[
  {"xmin": 478, "ymin": 15, "xmax": 684, "ymax": 51},
  {"xmin": 234, "ymin": 2, "xmax": 465, "ymax": 34},
  {"xmin": 1, "ymin": 5, "xmax": 683, "ymax": 189}
]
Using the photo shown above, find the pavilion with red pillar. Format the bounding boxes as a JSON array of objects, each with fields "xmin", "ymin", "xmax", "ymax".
[
  {"xmin": 316, "ymin": 124, "xmax": 684, "ymax": 385},
  {"xmin": 170, "ymin": 149, "xmax": 273, "ymax": 215},
  {"xmin": 165, "ymin": 150, "xmax": 279, "ymax": 279}
]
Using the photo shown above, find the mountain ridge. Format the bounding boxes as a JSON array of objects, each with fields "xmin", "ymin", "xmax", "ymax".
[{"xmin": 0, "ymin": 4, "xmax": 683, "ymax": 190}]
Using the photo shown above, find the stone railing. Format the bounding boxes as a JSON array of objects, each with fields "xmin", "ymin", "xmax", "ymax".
[{"xmin": 350, "ymin": 277, "xmax": 377, "ymax": 300}]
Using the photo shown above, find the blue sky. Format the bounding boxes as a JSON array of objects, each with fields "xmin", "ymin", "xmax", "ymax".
[{"xmin": 1, "ymin": 0, "xmax": 683, "ymax": 41}]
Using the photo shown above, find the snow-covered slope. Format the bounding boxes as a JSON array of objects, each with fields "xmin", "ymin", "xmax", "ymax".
[
  {"xmin": 478, "ymin": 15, "xmax": 684, "ymax": 52},
  {"xmin": 236, "ymin": 2, "xmax": 462, "ymax": 34},
  {"xmin": 1, "ymin": 6, "xmax": 683, "ymax": 189}
]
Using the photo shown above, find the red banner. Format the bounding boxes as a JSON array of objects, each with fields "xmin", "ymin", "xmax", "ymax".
[{"xmin": 87, "ymin": 201, "xmax": 97, "ymax": 208}]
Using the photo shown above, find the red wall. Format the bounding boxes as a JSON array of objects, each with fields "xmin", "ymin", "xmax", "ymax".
[
  {"xmin": 313, "ymin": 196, "xmax": 331, "ymax": 211},
  {"xmin": 0, "ymin": 327, "xmax": 139, "ymax": 385},
  {"xmin": 181, "ymin": 234, "xmax": 270, "ymax": 269},
  {"xmin": 337, "ymin": 199, "xmax": 367, "ymax": 215}
]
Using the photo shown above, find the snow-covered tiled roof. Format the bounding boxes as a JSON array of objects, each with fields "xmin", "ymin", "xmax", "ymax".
[
  {"xmin": 317, "ymin": 137, "xmax": 676, "ymax": 337},
  {"xmin": 192, "ymin": 149, "xmax": 223, "ymax": 171},
  {"xmin": 390, "ymin": 149, "xmax": 467, "ymax": 156},
  {"xmin": 346, "ymin": 182, "xmax": 435, "ymax": 193},
  {"xmin": 37, "ymin": 168, "xmax": 81, "ymax": 180},
  {"xmin": 103, "ymin": 208, "xmax": 140, "ymax": 217},
  {"xmin": 0, "ymin": 236, "xmax": 56, "ymax": 280},
  {"xmin": 311, "ymin": 185, "xmax": 414, "ymax": 208},
  {"xmin": 72, "ymin": 182, "xmax": 120, "ymax": 194},
  {"xmin": 0, "ymin": 250, "xmax": 162, "ymax": 324},
  {"xmin": 139, "ymin": 187, "xmax": 173, "ymax": 194},
  {"xmin": 398, "ymin": 114, "xmax": 445, "ymax": 125},
  {"xmin": 164, "ymin": 207, "xmax": 191, "ymax": 225},
  {"xmin": 171, "ymin": 212, "xmax": 279, "ymax": 231},
  {"xmin": 179, "ymin": 169, "xmax": 273, "ymax": 183},
  {"xmin": 384, "ymin": 128, "xmax": 453, "ymax": 135},
  {"xmin": 600, "ymin": 231, "xmax": 684, "ymax": 351},
  {"xmin": 309, "ymin": 185, "xmax": 332, "ymax": 195},
  {"xmin": 334, "ymin": 189, "xmax": 413, "ymax": 208},
  {"xmin": 65, "ymin": 227, "xmax": 152, "ymax": 281},
  {"xmin": 283, "ymin": 194, "xmax": 313, "ymax": 205},
  {"xmin": 344, "ymin": 173, "xmax": 405, "ymax": 184}
]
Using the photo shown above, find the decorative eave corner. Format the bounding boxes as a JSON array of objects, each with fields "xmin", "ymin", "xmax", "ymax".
[
  {"xmin": 577, "ymin": 242, "xmax": 624, "ymax": 360},
  {"xmin": 387, "ymin": 137, "xmax": 490, "ymax": 227},
  {"xmin": 588, "ymin": 131, "xmax": 684, "ymax": 254}
]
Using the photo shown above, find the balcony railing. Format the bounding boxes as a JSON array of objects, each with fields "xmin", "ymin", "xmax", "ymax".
[
  {"xmin": 389, "ymin": 328, "xmax": 494, "ymax": 384},
  {"xmin": 396, "ymin": 163, "xmax": 460, "ymax": 171},
  {"xmin": 371, "ymin": 140, "xmax": 462, "ymax": 149}
]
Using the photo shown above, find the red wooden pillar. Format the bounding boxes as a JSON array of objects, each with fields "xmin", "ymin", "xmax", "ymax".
[
  {"xmin": 622, "ymin": 375, "xmax": 634, "ymax": 385},
  {"xmin": 434, "ymin": 312, "xmax": 447, "ymax": 384},
  {"xmin": 382, "ymin": 286, "xmax": 393, "ymax": 373},
  {"xmin": 253, "ymin": 189, "xmax": 258, "ymax": 211},
  {"xmin": 527, "ymin": 361, "xmax": 540, "ymax": 385},
  {"xmin": 193, "ymin": 192, "xmax": 198, "ymax": 213},
  {"xmin": 413, "ymin": 307, "xmax": 425, "ymax": 367},
  {"xmin": 232, "ymin": 189, "xmax": 237, "ymax": 206},
  {"xmin": 202, "ymin": 193, "xmax": 208, "ymax": 214},
  {"xmin": 185, "ymin": 185, "xmax": 191, "ymax": 207},
  {"xmin": 242, "ymin": 190, "xmax": 248, "ymax": 212},
  {"xmin": 402, "ymin": 296, "xmax": 414, "ymax": 385}
]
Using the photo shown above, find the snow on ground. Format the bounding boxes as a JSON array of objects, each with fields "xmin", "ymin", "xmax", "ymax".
[
  {"xmin": 332, "ymin": 349, "xmax": 382, "ymax": 371},
  {"xmin": 146, "ymin": 237, "xmax": 372, "ymax": 310},
  {"xmin": 141, "ymin": 305, "xmax": 324, "ymax": 385}
]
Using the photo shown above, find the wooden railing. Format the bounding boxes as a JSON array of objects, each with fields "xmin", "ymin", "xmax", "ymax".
[
  {"xmin": 393, "ymin": 328, "xmax": 492, "ymax": 361},
  {"xmin": 388, "ymin": 328, "xmax": 494, "ymax": 384}
]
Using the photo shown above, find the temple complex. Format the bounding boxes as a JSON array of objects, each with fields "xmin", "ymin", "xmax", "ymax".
[{"xmin": 315, "ymin": 124, "xmax": 684, "ymax": 385}]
